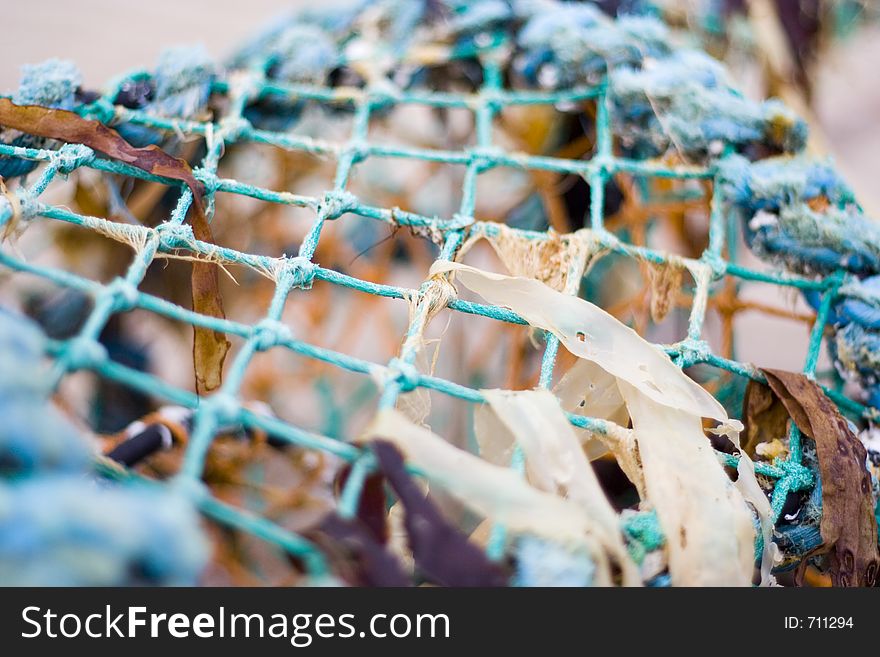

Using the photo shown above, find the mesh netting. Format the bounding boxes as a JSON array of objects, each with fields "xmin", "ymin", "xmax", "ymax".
[{"xmin": 1, "ymin": 1, "xmax": 878, "ymax": 586}]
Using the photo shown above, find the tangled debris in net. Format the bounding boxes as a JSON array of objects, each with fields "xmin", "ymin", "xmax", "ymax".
[{"xmin": 0, "ymin": 0, "xmax": 879, "ymax": 587}]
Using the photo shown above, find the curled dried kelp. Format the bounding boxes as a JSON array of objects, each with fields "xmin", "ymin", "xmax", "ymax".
[
  {"xmin": 0, "ymin": 99, "xmax": 205, "ymax": 203},
  {"xmin": 760, "ymin": 369, "xmax": 880, "ymax": 587},
  {"xmin": 552, "ymin": 359, "xmax": 631, "ymax": 465},
  {"xmin": 646, "ymin": 261, "xmax": 683, "ymax": 324},
  {"xmin": 742, "ymin": 377, "xmax": 791, "ymax": 459},
  {"xmin": 0, "ymin": 99, "xmax": 229, "ymax": 392},
  {"xmin": 432, "ymin": 260, "xmax": 757, "ymax": 585},
  {"xmin": 366, "ymin": 410, "xmax": 610, "ymax": 550},
  {"xmin": 619, "ymin": 382, "xmax": 755, "ymax": 586},
  {"xmin": 306, "ymin": 513, "xmax": 410, "ymax": 587},
  {"xmin": 709, "ymin": 420, "xmax": 777, "ymax": 586},
  {"xmin": 372, "ymin": 441, "xmax": 507, "ymax": 587},
  {"xmin": 191, "ymin": 257, "xmax": 229, "ymax": 394},
  {"xmin": 477, "ymin": 388, "xmax": 639, "ymax": 585},
  {"xmin": 335, "ymin": 465, "xmax": 388, "ymax": 545},
  {"xmin": 430, "ymin": 260, "xmax": 727, "ymax": 422}
]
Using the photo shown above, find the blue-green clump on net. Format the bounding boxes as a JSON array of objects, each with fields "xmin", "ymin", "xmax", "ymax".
[
  {"xmin": 112, "ymin": 46, "xmax": 217, "ymax": 147},
  {"xmin": 512, "ymin": 7, "xmax": 805, "ymax": 160},
  {"xmin": 445, "ymin": 0, "xmax": 513, "ymax": 40},
  {"xmin": 516, "ymin": 6, "xmax": 671, "ymax": 88},
  {"xmin": 611, "ymin": 51, "xmax": 807, "ymax": 159},
  {"xmin": 0, "ymin": 60, "xmax": 84, "ymax": 179},
  {"xmin": 775, "ymin": 448, "xmax": 824, "ymax": 570},
  {"xmin": 826, "ymin": 277, "xmax": 880, "ymax": 410},
  {"xmin": 0, "ymin": 309, "xmax": 208, "ymax": 585},
  {"xmin": 719, "ymin": 155, "xmax": 880, "ymax": 409},
  {"xmin": 718, "ymin": 155, "xmax": 877, "ymax": 276},
  {"xmin": 621, "ymin": 509, "xmax": 665, "ymax": 565},
  {"xmin": 242, "ymin": 23, "xmax": 340, "ymax": 131}
]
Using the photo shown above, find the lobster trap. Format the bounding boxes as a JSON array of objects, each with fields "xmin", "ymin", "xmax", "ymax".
[{"xmin": 0, "ymin": 0, "xmax": 878, "ymax": 587}]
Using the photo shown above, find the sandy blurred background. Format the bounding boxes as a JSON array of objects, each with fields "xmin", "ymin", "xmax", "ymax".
[
  {"xmin": 1, "ymin": 0, "xmax": 879, "ymax": 373},
  {"xmin": 0, "ymin": 1, "xmax": 300, "ymax": 90}
]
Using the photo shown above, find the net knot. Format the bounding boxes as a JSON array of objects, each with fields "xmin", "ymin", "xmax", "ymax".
[
  {"xmin": 451, "ymin": 213, "xmax": 475, "ymax": 230},
  {"xmin": 480, "ymin": 88, "xmax": 505, "ymax": 111},
  {"xmin": 343, "ymin": 142, "xmax": 369, "ymax": 164},
  {"xmin": 387, "ymin": 357, "xmax": 420, "ymax": 393},
  {"xmin": 674, "ymin": 339, "xmax": 710, "ymax": 367},
  {"xmin": 253, "ymin": 318, "xmax": 292, "ymax": 351},
  {"xmin": 157, "ymin": 222, "xmax": 195, "ymax": 249},
  {"xmin": 779, "ymin": 460, "xmax": 815, "ymax": 492},
  {"xmin": 193, "ymin": 167, "xmax": 221, "ymax": 195},
  {"xmin": 107, "ymin": 277, "xmax": 139, "ymax": 312},
  {"xmin": 367, "ymin": 87, "xmax": 401, "ymax": 108},
  {"xmin": 200, "ymin": 392, "xmax": 240, "ymax": 426},
  {"xmin": 63, "ymin": 337, "xmax": 108, "ymax": 371},
  {"xmin": 53, "ymin": 144, "xmax": 94, "ymax": 175},
  {"xmin": 219, "ymin": 115, "xmax": 251, "ymax": 142},
  {"xmin": 621, "ymin": 509, "xmax": 665, "ymax": 563},
  {"xmin": 586, "ymin": 152, "xmax": 612, "ymax": 174},
  {"xmin": 700, "ymin": 251, "xmax": 727, "ymax": 280},
  {"xmin": 470, "ymin": 147, "xmax": 503, "ymax": 172},
  {"xmin": 318, "ymin": 190, "xmax": 358, "ymax": 220},
  {"xmin": 276, "ymin": 255, "xmax": 316, "ymax": 289}
]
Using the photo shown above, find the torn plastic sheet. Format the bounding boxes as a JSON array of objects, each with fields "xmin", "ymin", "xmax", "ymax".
[
  {"xmin": 476, "ymin": 388, "xmax": 640, "ymax": 585},
  {"xmin": 473, "ymin": 401, "xmax": 517, "ymax": 467},
  {"xmin": 432, "ymin": 260, "xmax": 758, "ymax": 585},
  {"xmin": 364, "ymin": 409, "xmax": 636, "ymax": 585},
  {"xmin": 365, "ymin": 410, "xmax": 588, "ymax": 540}
]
